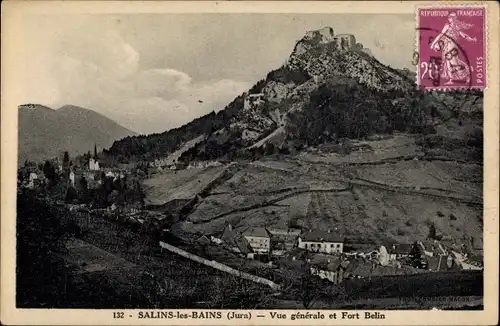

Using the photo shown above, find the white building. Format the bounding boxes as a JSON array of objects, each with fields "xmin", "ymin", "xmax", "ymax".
[
  {"xmin": 69, "ymin": 171, "xmax": 75, "ymax": 187},
  {"xmin": 28, "ymin": 172, "xmax": 38, "ymax": 189},
  {"xmin": 298, "ymin": 230, "xmax": 344, "ymax": 254},
  {"xmin": 242, "ymin": 227, "xmax": 272, "ymax": 254},
  {"xmin": 89, "ymin": 158, "xmax": 100, "ymax": 171},
  {"xmin": 382, "ymin": 243, "xmax": 413, "ymax": 262}
]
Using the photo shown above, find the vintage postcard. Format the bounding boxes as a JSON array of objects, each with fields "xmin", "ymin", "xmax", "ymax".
[{"xmin": 1, "ymin": 1, "xmax": 499, "ymax": 325}]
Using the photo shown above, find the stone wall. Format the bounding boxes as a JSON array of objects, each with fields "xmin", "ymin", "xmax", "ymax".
[{"xmin": 159, "ymin": 241, "xmax": 281, "ymax": 290}]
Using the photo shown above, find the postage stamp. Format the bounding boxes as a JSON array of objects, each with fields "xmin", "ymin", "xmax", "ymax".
[{"xmin": 417, "ymin": 6, "xmax": 486, "ymax": 90}]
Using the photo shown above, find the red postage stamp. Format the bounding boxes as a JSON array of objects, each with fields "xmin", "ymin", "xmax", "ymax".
[{"xmin": 417, "ymin": 6, "xmax": 486, "ymax": 90}]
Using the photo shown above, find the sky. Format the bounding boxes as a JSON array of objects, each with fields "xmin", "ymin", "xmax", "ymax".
[{"xmin": 20, "ymin": 13, "xmax": 415, "ymax": 135}]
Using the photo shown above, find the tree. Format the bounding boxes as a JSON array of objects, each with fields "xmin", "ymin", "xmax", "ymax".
[
  {"xmin": 94, "ymin": 144, "xmax": 98, "ymax": 159},
  {"xmin": 63, "ymin": 151, "xmax": 70, "ymax": 167},
  {"xmin": 43, "ymin": 160, "xmax": 57, "ymax": 185},
  {"xmin": 16, "ymin": 193, "xmax": 75, "ymax": 307},
  {"xmin": 298, "ymin": 260, "xmax": 321, "ymax": 308},
  {"xmin": 95, "ymin": 186, "xmax": 109, "ymax": 207},
  {"xmin": 65, "ymin": 186, "xmax": 78, "ymax": 203},
  {"xmin": 107, "ymin": 190, "xmax": 123, "ymax": 205},
  {"xmin": 284, "ymin": 252, "xmax": 323, "ymax": 309},
  {"xmin": 409, "ymin": 241, "xmax": 423, "ymax": 268},
  {"xmin": 427, "ymin": 224, "xmax": 437, "ymax": 240},
  {"xmin": 79, "ymin": 176, "xmax": 90, "ymax": 204}
]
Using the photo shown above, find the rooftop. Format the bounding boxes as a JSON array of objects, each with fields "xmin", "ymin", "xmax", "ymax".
[
  {"xmin": 221, "ymin": 226, "xmax": 253, "ymax": 254},
  {"xmin": 283, "ymin": 248, "xmax": 308, "ymax": 261},
  {"xmin": 309, "ymin": 253, "xmax": 344, "ymax": 271},
  {"xmin": 300, "ymin": 230, "xmax": 344, "ymax": 243},
  {"xmin": 344, "ymin": 258, "xmax": 374, "ymax": 278},
  {"xmin": 384, "ymin": 243, "xmax": 413, "ymax": 255},
  {"xmin": 242, "ymin": 227, "xmax": 271, "ymax": 238},
  {"xmin": 267, "ymin": 227, "xmax": 301, "ymax": 236}
]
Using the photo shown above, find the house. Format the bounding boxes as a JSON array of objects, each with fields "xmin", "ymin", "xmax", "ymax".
[
  {"xmin": 298, "ymin": 230, "xmax": 344, "ymax": 254},
  {"xmin": 276, "ymin": 255, "xmax": 307, "ymax": 276},
  {"xmin": 242, "ymin": 227, "xmax": 272, "ymax": 255},
  {"xmin": 270, "ymin": 240, "xmax": 287, "ymax": 257},
  {"xmin": 418, "ymin": 240, "xmax": 447, "ymax": 257},
  {"xmin": 89, "ymin": 158, "xmax": 100, "ymax": 171},
  {"xmin": 27, "ymin": 172, "xmax": 38, "ymax": 189},
  {"xmin": 267, "ymin": 228, "xmax": 301, "ymax": 238},
  {"xmin": 268, "ymin": 228, "xmax": 301, "ymax": 255},
  {"xmin": 343, "ymin": 240, "xmax": 379, "ymax": 256},
  {"xmin": 344, "ymin": 258, "xmax": 375, "ymax": 279},
  {"xmin": 69, "ymin": 170, "xmax": 75, "ymax": 187},
  {"xmin": 426, "ymin": 254, "xmax": 461, "ymax": 272},
  {"xmin": 309, "ymin": 254, "xmax": 349, "ymax": 284},
  {"xmin": 213, "ymin": 224, "xmax": 254, "ymax": 258},
  {"xmin": 382, "ymin": 243, "xmax": 413, "ymax": 262}
]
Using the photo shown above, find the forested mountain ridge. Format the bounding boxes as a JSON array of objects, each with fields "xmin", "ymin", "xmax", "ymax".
[{"xmin": 19, "ymin": 104, "xmax": 137, "ymax": 164}]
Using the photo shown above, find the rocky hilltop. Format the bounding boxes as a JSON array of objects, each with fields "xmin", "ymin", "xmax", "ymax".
[{"xmin": 107, "ymin": 27, "xmax": 482, "ymax": 165}]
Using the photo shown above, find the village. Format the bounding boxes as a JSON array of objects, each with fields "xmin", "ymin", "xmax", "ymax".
[{"xmin": 17, "ymin": 146, "xmax": 483, "ymax": 294}]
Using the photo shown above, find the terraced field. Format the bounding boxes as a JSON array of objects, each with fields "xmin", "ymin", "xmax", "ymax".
[{"xmin": 142, "ymin": 133, "xmax": 482, "ymax": 249}]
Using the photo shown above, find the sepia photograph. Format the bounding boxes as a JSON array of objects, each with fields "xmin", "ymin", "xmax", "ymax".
[{"xmin": 1, "ymin": 1, "xmax": 498, "ymax": 325}]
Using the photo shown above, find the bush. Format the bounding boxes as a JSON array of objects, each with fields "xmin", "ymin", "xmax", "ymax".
[{"xmin": 339, "ymin": 271, "xmax": 483, "ymax": 300}]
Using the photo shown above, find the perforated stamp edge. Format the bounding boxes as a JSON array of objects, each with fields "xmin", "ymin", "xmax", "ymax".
[{"xmin": 414, "ymin": 2, "xmax": 488, "ymax": 92}]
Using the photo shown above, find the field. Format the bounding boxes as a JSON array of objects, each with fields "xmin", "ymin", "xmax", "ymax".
[
  {"xmin": 298, "ymin": 133, "xmax": 423, "ymax": 165},
  {"xmin": 143, "ymin": 165, "xmax": 228, "ymax": 205},
  {"xmin": 161, "ymin": 133, "xmax": 483, "ymax": 248},
  {"xmin": 63, "ymin": 238, "xmax": 136, "ymax": 273}
]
